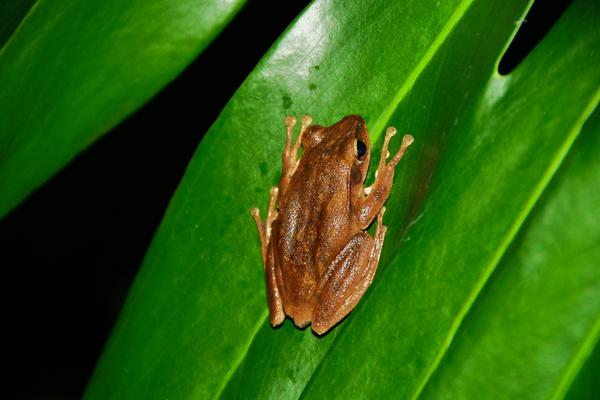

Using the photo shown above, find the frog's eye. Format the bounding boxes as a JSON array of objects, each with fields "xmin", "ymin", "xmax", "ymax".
[{"xmin": 356, "ymin": 139, "xmax": 367, "ymax": 160}]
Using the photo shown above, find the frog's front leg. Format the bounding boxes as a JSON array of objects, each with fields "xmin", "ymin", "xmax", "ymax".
[
  {"xmin": 312, "ymin": 208, "xmax": 388, "ymax": 335},
  {"xmin": 279, "ymin": 115, "xmax": 312, "ymax": 194},
  {"xmin": 356, "ymin": 127, "xmax": 413, "ymax": 228}
]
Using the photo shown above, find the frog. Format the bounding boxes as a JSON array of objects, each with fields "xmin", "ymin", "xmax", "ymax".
[{"xmin": 251, "ymin": 115, "xmax": 413, "ymax": 335}]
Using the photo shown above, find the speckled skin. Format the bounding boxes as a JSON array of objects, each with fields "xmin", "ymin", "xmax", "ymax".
[{"xmin": 252, "ymin": 115, "xmax": 413, "ymax": 334}]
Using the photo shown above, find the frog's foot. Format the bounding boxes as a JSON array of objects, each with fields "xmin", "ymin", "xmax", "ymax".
[
  {"xmin": 285, "ymin": 303, "xmax": 314, "ymax": 329},
  {"xmin": 362, "ymin": 127, "xmax": 412, "ymax": 196},
  {"xmin": 251, "ymin": 208, "xmax": 267, "ymax": 269},
  {"xmin": 382, "ymin": 127, "xmax": 414, "ymax": 168},
  {"xmin": 266, "ymin": 243, "xmax": 286, "ymax": 327},
  {"xmin": 311, "ymin": 221, "xmax": 387, "ymax": 335},
  {"xmin": 356, "ymin": 128, "xmax": 413, "ymax": 228}
]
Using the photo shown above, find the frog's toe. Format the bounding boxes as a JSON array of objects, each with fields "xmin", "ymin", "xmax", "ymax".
[
  {"xmin": 296, "ymin": 319, "xmax": 311, "ymax": 329},
  {"xmin": 286, "ymin": 305, "xmax": 313, "ymax": 329}
]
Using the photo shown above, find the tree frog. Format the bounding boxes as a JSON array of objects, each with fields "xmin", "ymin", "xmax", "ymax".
[{"xmin": 251, "ymin": 115, "xmax": 413, "ymax": 334}]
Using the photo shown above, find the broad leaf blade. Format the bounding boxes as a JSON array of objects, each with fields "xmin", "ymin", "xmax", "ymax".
[
  {"xmin": 299, "ymin": 1, "xmax": 599, "ymax": 398},
  {"xmin": 421, "ymin": 108, "xmax": 600, "ymax": 399},
  {"xmin": 223, "ymin": 0, "xmax": 600, "ymax": 398},
  {"xmin": 0, "ymin": 0, "xmax": 245, "ymax": 218},
  {"xmin": 86, "ymin": 0, "xmax": 600, "ymax": 398},
  {"xmin": 87, "ymin": 0, "xmax": 494, "ymax": 397}
]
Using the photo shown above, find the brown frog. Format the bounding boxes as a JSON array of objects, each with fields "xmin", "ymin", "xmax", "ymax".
[{"xmin": 251, "ymin": 115, "xmax": 413, "ymax": 334}]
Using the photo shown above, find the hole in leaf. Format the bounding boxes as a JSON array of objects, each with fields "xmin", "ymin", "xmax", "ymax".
[{"xmin": 498, "ymin": 0, "xmax": 573, "ymax": 75}]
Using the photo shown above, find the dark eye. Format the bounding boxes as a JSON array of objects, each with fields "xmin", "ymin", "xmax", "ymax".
[{"xmin": 356, "ymin": 139, "xmax": 367, "ymax": 160}]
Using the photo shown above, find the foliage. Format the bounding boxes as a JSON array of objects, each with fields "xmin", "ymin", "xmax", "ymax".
[
  {"xmin": 0, "ymin": 0, "xmax": 245, "ymax": 217},
  {"xmin": 1, "ymin": 0, "xmax": 598, "ymax": 398}
]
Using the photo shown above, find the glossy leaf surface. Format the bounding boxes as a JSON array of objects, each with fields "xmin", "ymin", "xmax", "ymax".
[
  {"xmin": 0, "ymin": 0, "xmax": 245, "ymax": 218},
  {"xmin": 422, "ymin": 108, "xmax": 600, "ymax": 399},
  {"xmin": 87, "ymin": 0, "xmax": 600, "ymax": 398}
]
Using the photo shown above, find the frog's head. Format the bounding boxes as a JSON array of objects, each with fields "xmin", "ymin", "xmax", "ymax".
[{"xmin": 301, "ymin": 115, "xmax": 370, "ymax": 184}]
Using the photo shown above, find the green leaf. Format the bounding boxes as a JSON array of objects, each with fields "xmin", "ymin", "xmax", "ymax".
[
  {"xmin": 421, "ymin": 108, "xmax": 600, "ymax": 399},
  {"xmin": 0, "ymin": 0, "xmax": 36, "ymax": 47},
  {"xmin": 86, "ymin": 0, "xmax": 600, "ymax": 398},
  {"xmin": 565, "ymin": 336, "xmax": 600, "ymax": 400},
  {"xmin": 0, "ymin": 0, "xmax": 245, "ymax": 218}
]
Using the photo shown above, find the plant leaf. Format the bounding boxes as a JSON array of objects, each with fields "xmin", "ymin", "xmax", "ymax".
[
  {"xmin": 0, "ymin": 0, "xmax": 245, "ymax": 218},
  {"xmin": 421, "ymin": 108, "xmax": 600, "ymax": 399},
  {"xmin": 86, "ymin": 0, "xmax": 600, "ymax": 398},
  {"xmin": 565, "ymin": 336, "xmax": 600, "ymax": 400},
  {"xmin": 295, "ymin": 2, "xmax": 599, "ymax": 398},
  {"xmin": 0, "ymin": 0, "xmax": 36, "ymax": 47}
]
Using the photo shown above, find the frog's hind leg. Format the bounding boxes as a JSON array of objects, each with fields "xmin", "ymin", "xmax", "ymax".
[
  {"xmin": 265, "ymin": 237, "xmax": 285, "ymax": 326},
  {"xmin": 251, "ymin": 186, "xmax": 279, "ymax": 269},
  {"xmin": 312, "ymin": 207, "xmax": 388, "ymax": 335},
  {"xmin": 252, "ymin": 187, "xmax": 286, "ymax": 326}
]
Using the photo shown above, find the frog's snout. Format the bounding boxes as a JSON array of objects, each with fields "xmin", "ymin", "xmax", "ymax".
[
  {"xmin": 343, "ymin": 114, "xmax": 365, "ymax": 132},
  {"xmin": 355, "ymin": 116, "xmax": 368, "ymax": 139},
  {"xmin": 355, "ymin": 117, "xmax": 363, "ymax": 131}
]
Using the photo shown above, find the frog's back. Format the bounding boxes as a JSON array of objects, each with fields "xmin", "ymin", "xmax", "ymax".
[{"xmin": 273, "ymin": 160, "xmax": 356, "ymax": 309}]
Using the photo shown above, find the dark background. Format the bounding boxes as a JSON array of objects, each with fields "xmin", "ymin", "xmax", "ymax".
[{"xmin": 0, "ymin": 0, "xmax": 572, "ymax": 398}]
